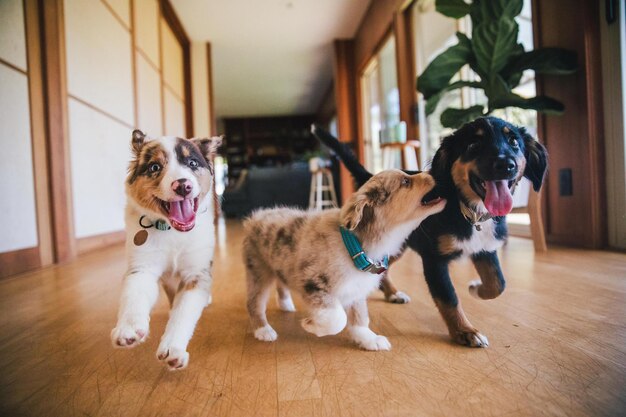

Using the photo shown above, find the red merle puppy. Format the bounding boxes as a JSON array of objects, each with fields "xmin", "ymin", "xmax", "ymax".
[{"xmin": 312, "ymin": 117, "xmax": 547, "ymax": 347}]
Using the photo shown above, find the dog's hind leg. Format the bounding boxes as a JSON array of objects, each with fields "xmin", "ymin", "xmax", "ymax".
[
  {"xmin": 156, "ymin": 269, "xmax": 212, "ymax": 371},
  {"xmin": 422, "ymin": 256, "xmax": 489, "ymax": 348},
  {"xmin": 468, "ymin": 251, "xmax": 506, "ymax": 300},
  {"xmin": 247, "ymin": 268, "xmax": 277, "ymax": 342},
  {"xmin": 276, "ymin": 281, "xmax": 296, "ymax": 312},
  {"xmin": 347, "ymin": 298, "xmax": 391, "ymax": 351}
]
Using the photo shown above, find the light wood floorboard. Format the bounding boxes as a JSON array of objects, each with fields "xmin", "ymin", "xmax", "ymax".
[{"xmin": 0, "ymin": 219, "xmax": 625, "ymax": 416}]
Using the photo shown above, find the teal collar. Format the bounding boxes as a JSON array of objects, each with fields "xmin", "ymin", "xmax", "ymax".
[
  {"xmin": 340, "ymin": 226, "xmax": 389, "ymax": 274},
  {"xmin": 139, "ymin": 215, "xmax": 171, "ymax": 231}
]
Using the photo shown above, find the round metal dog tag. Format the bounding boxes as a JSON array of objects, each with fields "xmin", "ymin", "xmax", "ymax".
[{"xmin": 134, "ymin": 230, "xmax": 148, "ymax": 246}]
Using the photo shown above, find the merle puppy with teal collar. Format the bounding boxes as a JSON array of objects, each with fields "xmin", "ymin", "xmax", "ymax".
[
  {"xmin": 243, "ymin": 170, "xmax": 445, "ymax": 350},
  {"xmin": 312, "ymin": 117, "xmax": 548, "ymax": 347}
]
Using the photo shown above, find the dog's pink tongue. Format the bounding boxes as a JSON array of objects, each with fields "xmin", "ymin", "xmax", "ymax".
[
  {"xmin": 168, "ymin": 199, "xmax": 195, "ymax": 224},
  {"xmin": 484, "ymin": 180, "xmax": 513, "ymax": 216}
]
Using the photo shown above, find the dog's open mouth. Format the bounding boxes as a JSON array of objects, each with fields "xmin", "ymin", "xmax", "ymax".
[
  {"xmin": 158, "ymin": 197, "xmax": 199, "ymax": 232},
  {"xmin": 421, "ymin": 188, "xmax": 445, "ymax": 208},
  {"xmin": 469, "ymin": 172, "xmax": 515, "ymax": 216}
]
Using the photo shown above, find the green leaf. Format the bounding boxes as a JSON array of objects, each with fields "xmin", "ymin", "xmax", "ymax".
[
  {"xmin": 473, "ymin": 17, "xmax": 519, "ymax": 75},
  {"xmin": 502, "ymin": 48, "xmax": 578, "ymax": 78},
  {"xmin": 425, "ymin": 80, "xmax": 482, "ymax": 115},
  {"xmin": 471, "ymin": 0, "xmax": 523, "ymax": 23},
  {"xmin": 440, "ymin": 105, "xmax": 485, "ymax": 128},
  {"xmin": 436, "ymin": 0, "xmax": 472, "ymax": 19},
  {"xmin": 417, "ymin": 33, "xmax": 473, "ymax": 99},
  {"xmin": 502, "ymin": 43, "xmax": 526, "ymax": 87},
  {"xmin": 491, "ymin": 93, "xmax": 565, "ymax": 114}
]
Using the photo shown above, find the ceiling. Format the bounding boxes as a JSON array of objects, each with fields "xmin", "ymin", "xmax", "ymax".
[{"xmin": 170, "ymin": 0, "xmax": 371, "ymax": 119}]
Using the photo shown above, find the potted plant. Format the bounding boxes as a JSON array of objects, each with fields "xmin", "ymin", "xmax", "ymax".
[{"xmin": 417, "ymin": 0, "xmax": 578, "ymax": 128}]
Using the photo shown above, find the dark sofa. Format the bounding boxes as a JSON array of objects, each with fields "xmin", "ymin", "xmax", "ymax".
[{"xmin": 221, "ymin": 162, "xmax": 312, "ymax": 218}]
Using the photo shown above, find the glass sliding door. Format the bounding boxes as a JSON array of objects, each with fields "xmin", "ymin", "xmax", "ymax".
[{"xmin": 360, "ymin": 35, "xmax": 400, "ymax": 173}]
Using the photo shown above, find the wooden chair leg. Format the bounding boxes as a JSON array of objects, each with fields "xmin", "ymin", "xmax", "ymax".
[{"xmin": 528, "ymin": 189, "xmax": 547, "ymax": 253}]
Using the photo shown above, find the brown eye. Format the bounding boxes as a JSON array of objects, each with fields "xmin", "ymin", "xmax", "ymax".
[
  {"xmin": 509, "ymin": 137, "xmax": 519, "ymax": 149},
  {"xmin": 401, "ymin": 177, "xmax": 411, "ymax": 187},
  {"xmin": 148, "ymin": 163, "xmax": 161, "ymax": 173},
  {"xmin": 188, "ymin": 159, "xmax": 199, "ymax": 169}
]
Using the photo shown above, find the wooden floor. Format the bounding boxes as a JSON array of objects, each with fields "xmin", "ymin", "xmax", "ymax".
[{"xmin": 0, "ymin": 219, "xmax": 625, "ymax": 417}]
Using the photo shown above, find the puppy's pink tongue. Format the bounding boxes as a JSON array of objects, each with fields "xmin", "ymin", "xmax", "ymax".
[
  {"xmin": 168, "ymin": 199, "xmax": 195, "ymax": 224},
  {"xmin": 483, "ymin": 180, "xmax": 513, "ymax": 216}
]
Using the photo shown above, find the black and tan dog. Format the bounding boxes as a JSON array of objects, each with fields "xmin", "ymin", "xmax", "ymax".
[{"xmin": 312, "ymin": 117, "xmax": 547, "ymax": 347}]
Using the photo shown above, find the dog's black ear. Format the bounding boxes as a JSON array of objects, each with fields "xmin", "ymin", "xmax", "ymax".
[
  {"xmin": 131, "ymin": 129, "xmax": 146, "ymax": 155},
  {"xmin": 520, "ymin": 128, "xmax": 548, "ymax": 191},
  {"xmin": 429, "ymin": 134, "xmax": 456, "ymax": 183},
  {"xmin": 192, "ymin": 136, "xmax": 223, "ymax": 163}
]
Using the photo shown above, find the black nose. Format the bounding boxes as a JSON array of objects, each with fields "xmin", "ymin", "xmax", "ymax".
[
  {"xmin": 493, "ymin": 156, "xmax": 517, "ymax": 176},
  {"xmin": 173, "ymin": 178, "xmax": 192, "ymax": 197}
]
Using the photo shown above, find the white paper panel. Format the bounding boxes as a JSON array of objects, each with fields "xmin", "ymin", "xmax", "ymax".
[
  {"xmin": 164, "ymin": 88, "xmax": 185, "ymax": 137},
  {"xmin": 191, "ymin": 42, "xmax": 210, "ymax": 137},
  {"xmin": 103, "ymin": 0, "xmax": 130, "ymax": 28},
  {"xmin": 0, "ymin": 66, "xmax": 38, "ymax": 252},
  {"xmin": 0, "ymin": 0, "xmax": 27, "ymax": 72},
  {"xmin": 161, "ymin": 18, "xmax": 184, "ymax": 99},
  {"xmin": 68, "ymin": 98, "xmax": 130, "ymax": 238},
  {"xmin": 134, "ymin": 0, "xmax": 160, "ymax": 68},
  {"xmin": 64, "ymin": 0, "xmax": 134, "ymax": 126},
  {"xmin": 136, "ymin": 52, "xmax": 162, "ymax": 137}
]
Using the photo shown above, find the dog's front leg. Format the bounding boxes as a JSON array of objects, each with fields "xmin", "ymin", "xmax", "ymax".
[
  {"xmin": 111, "ymin": 268, "xmax": 161, "ymax": 348},
  {"xmin": 422, "ymin": 256, "xmax": 489, "ymax": 347},
  {"xmin": 469, "ymin": 251, "xmax": 506, "ymax": 300},
  {"xmin": 347, "ymin": 298, "xmax": 391, "ymax": 351},
  {"xmin": 379, "ymin": 273, "xmax": 411, "ymax": 304},
  {"xmin": 156, "ymin": 270, "xmax": 211, "ymax": 371}
]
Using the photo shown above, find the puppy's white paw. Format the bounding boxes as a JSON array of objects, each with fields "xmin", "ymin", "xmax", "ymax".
[
  {"xmin": 156, "ymin": 344, "xmax": 189, "ymax": 370},
  {"xmin": 254, "ymin": 325, "xmax": 278, "ymax": 342},
  {"xmin": 387, "ymin": 291, "xmax": 411, "ymax": 304},
  {"xmin": 453, "ymin": 330, "xmax": 489, "ymax": 348},
  {"xmin": 111, "ymin": 323, "xmax": 148, "ymax": 348},
  {"xmin": 468, "ymin": 280, "xmax": 481, "ymax": 298},
  {"xmin": 278, "ymin": 297, "xmax": 296, "ymax": 312},
  {"xmin": 359, "ymin": 335, "xmax": 392, "ymax": 351},
  {"xmin": 350, "ymin": 326, "xmax": 391, "ymax": 351}
]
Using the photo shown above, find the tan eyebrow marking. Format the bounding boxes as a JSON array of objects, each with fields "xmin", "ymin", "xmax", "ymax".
[
  {"xmin": 476, "ymin": 128, "xmax": 484, "ymax": 136},
  {"xmin": 503, "ymin": 126, "xmax": 510, "ymax": 134}
]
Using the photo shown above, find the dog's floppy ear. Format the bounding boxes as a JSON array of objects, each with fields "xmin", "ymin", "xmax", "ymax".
[
  {"xmin": 131, "ymin": 129, "xmax": 146, "ymax": 155},
  {"xmin": 520, "ymin": 128, "xmax": 548, "ymax": 191},
  {"xmin": 192, "ymin": 136, "xmax": 223, "ymax": 164},
  {"xmin": 429, "ymin": 135, "xmax": 455, "ymax": 183},
  {"xmin": 341, "ymin": 191, "xmax": 373, "ymax": 231}
]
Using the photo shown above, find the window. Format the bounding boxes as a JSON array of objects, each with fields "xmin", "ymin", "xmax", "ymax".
[
  {"xmin": 412, "ymin": 0, "xmax": 538, "ymax": 165},
  {"xmin": 360, "ymin": 35, "xmax": 400, "ymax": 173}
]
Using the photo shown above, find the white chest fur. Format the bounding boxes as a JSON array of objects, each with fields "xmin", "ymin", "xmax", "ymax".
[{"xmin": 448, "ymin": 219, "xmax": 504, "ymax": 257}]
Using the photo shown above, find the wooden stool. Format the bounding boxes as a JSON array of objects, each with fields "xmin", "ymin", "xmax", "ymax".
[
  {"xmin": 308, "ymin": 158, "xmax": 338, "ymax": 211},
  {"xmin": 380, "ymin": 140, "xmax": 421, "ymax": 171}
]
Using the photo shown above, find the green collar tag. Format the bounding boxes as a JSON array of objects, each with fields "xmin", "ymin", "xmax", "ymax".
[{"xmin": 339, "ymin": 226, "xmax": 388, "ymax": 275}]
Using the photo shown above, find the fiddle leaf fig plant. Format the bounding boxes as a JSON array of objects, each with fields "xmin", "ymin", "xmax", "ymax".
[{"xmin": 417, "ymin": 0, "xmax": 577, "ymax": 128}]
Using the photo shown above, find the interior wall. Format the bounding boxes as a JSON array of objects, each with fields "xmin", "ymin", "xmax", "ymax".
[
  {"xmin": 64, "ymin": 0, "xmax": 134, "ymax": 239},
  {"xmin": 191, "ymin": 41, "xmax": 211, "ymax": 137},
  {"xmin": 534, "ymin": 0, "xmax": 606, "ymax": 248},
  {"xmin": 62, "ymin": 0, "xmax": 193, "ymax": 245},
  {"xmin": 0, "ymin": 0, "xmax": 39, "ymax": 253}
]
